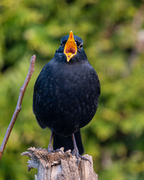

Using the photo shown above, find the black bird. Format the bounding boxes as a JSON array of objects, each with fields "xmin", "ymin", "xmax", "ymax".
[{"xmin": 33, "ymin": 31, "xmax": 100, "ymax": 158}]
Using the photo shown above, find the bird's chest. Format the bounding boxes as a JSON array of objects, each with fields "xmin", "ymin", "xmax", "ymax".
[
  {"xmin": 35, "ymin": 63, "xmax": 98, "ymax": 134},
  {"xmin": 44, "ymin": 66, "xmax": 97, "ymax": 116},
  {"xmin": 48, "ymin": 66, "xmax": 94, "ymax": 102}
]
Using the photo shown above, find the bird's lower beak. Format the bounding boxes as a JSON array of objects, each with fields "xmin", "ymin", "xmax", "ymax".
[{"xmin": 64, "ymin": 31, "xmax": 77, "ymax": 62}]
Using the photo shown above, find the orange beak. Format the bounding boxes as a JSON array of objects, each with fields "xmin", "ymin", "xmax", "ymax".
[{"xmin": 64, "ymin": 31, "xmax": 77, "ymax": 62}]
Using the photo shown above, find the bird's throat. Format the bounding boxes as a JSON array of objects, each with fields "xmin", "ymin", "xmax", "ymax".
[{"xmin": 64, "ymin": 31, "xmax": 77, "ymax": 62}]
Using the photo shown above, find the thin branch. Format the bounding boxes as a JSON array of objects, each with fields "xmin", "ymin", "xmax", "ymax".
[{"xmin": 0, "ymin": 55, "xmax": 36, "ymax": 161}]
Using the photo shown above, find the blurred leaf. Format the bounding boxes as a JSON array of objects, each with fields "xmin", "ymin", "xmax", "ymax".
[{"xmin": 0, "ymin": 0, "xmax": 144, "ymax": 179}]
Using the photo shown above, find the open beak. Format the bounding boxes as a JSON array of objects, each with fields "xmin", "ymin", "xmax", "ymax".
[{"xmin": 64, "ymin": 31, "xmax": 77, "ymax": 62}]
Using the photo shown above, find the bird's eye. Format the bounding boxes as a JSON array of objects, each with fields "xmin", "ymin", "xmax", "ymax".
[
  {"xmin": 60, "ymin": 42, "xmax": 64, "ymax": 47},
  {"xmin": 79, "ymin": 43, "xmax": 83, "ymax": 49}
]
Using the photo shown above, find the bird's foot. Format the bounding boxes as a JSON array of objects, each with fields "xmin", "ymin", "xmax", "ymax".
[
  {"xmin": 72, "ymin": 133, "xmax": 91, "ymax": 165},
  {"xmin": 47, "ymin": 143, "xmax": 54, "ymax": 154},
  {"xmin": 47, "ymin": 145, "xmax": 63, "ymax": 154},
  {"xmin": 79, "ymin": 155, "xmax": 91, "ymax": 164},
  {"xmin": 55, "ymin": 148, "xmax": 63, "ymax": 153},
  {"xmin": 47, "ymin": 132, "xmax": 54, "ymax": 154},
  {"xmin": 72, "ymin": 149, "xmax": 91, "ymax": 165},
  {"xmin": 72, "ymin": 149, "xmax": 80, "ymax": 164}
]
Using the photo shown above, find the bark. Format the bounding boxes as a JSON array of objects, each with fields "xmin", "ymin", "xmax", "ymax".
[
  {"xmin": 0, "ymin": 55, "xmax": 36, "ymax": 161},
  {"xmin": 21, "ymin": 147, "xmax": 98, "ymax": 180}
]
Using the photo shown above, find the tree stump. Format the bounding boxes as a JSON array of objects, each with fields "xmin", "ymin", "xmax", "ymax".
[{"xmin": 21, "ymin": 147, "xmax": 98, "ymax": 180}]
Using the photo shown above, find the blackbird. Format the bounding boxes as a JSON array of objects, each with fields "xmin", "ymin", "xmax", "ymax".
[{"xmin": 33, "ymin": 31, "xmax": 100, "ymax": 158}]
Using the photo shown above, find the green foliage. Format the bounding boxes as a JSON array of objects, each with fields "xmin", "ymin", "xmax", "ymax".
[{"xmin": 0, "ymin": 0, "xmax": 144, "ymax": 179}]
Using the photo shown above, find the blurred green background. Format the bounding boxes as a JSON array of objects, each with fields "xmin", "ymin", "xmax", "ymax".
[{"xmin": 0, "ymin": 0, "xmax": 144, "ymax": 179}]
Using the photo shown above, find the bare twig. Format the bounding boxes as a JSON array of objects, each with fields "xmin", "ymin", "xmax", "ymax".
[{"xmin": 0, "ymin": 55, "xmax": 36, "ymax": 161}]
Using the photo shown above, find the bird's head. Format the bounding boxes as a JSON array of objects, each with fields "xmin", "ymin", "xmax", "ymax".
[{"xmin": 59, "ymin": 31, "xmax": 85, "ymax": 62}]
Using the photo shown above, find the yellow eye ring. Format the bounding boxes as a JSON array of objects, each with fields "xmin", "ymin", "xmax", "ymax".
[{"xmin": 79, "ymin": 43, "xmax": 83, "ymax": 49}]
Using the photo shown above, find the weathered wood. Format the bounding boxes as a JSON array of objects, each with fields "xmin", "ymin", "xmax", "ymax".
[{"xmin": 21, "ymin": 147, "xmax": 98, "ymax": 180}]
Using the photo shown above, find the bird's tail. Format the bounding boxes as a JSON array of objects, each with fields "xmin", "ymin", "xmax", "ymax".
[{"xmin": 53, "ymin": 130, "xmax": 84, "ymax": 155}]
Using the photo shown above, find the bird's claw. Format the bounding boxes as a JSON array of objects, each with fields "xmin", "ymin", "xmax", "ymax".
[
  {"xmin": 72, "ymin": 149, "xmax": 80, "ymax": 164},
  {"xmin": 47, "ymin": 144, "xmax": 54, "ymax": 154},
  {"xmin": 47, "ymin": 147, "xmax": 63, "ymax": 154},
  {"xmin": 55, "ymin": 148, "xmax": 63, "ymax": 153},
  {"xmin": 72, "ymin": 149, "xmax": 91, "ymax": 165},
  {"xmin": 80, "ymin": 155, "xmax": 91, "ymax": 164}
]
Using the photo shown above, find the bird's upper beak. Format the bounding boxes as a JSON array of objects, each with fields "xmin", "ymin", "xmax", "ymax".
[{"xmin": 64, "ymin": 31, "xmax": 77, "ymax": 62}]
